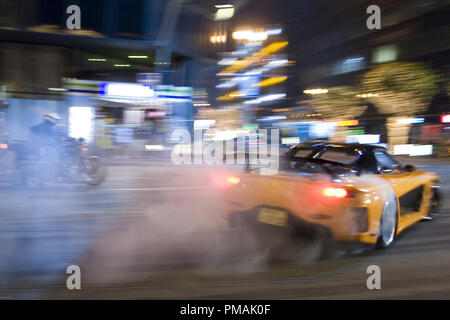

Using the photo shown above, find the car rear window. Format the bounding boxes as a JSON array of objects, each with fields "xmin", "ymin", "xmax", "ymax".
[
  {"xmin": 293, "ymin": 148, "xmax": 315, "ymax": 158},
  {"xmin": 314, "ymin": 149, "xmax": 359, "ymax": 164}
]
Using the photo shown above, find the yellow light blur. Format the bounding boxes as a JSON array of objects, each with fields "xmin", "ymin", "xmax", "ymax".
[
  {"xmin": 356, "ymin": 93, "xmax": 379, "ymax": 98},
  {"xmin": 218, "ymin": 41, "xmax": 288, "ymax": 75},
  {"xmin": 256, "ymin": 76, "xmax": 287, "ymax": 87},
  {"xmin": 303, "ymin": 88, "xmax": 328, "ymax": 95},
  {"xmin": 273, "ymin": 108, "xmax": 291, "ymax": 112},
  {"xmin": 258, "ymin": 41, "xmax": 288, "ymax": 56},
  {"xmin": 210, "ymin": 34, "xmax": 227, "ymax": 44},
  {"xmin": 217, "ymin": 90, "xmax": 240, "ymax": 101},
  {"xmin": 337, "ymin": 120, "xmax": 359, "ymax": 127}
]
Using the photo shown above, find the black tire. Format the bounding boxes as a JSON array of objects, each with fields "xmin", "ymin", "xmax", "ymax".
[
  {"xmin": 376, "ymin": 194, "xmax": 398, "ymax": 249},
  {"xmin": 83, "ymin": 157, "xmax": 107, "ymax": 186},
  {"xmin": 425, "ymin": 184, "xmax": 441, "ymax": 220}
]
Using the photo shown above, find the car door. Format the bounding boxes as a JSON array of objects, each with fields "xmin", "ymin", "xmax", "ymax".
[{"xmin": 374, "ymin": 150, "xmax": 426, "ymax": 229}]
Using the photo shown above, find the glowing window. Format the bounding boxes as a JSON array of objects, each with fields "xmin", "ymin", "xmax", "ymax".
[{"xmin": 69, "ymin": 106, "xmax": 94, "ymax": 143}]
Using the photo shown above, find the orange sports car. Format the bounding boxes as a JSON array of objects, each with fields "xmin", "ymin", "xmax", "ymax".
[{"xmin": 224, "ymin": 142, "xmax": 441, "ymax": 248}]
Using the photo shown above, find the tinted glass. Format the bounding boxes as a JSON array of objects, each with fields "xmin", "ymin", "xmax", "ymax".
[
  {"xmin": 315, "ymin": 149, "xmax": 359, "ymax": 164},
  {"xmin": 374, "ymin": 151, "xmax": 399, "ymax": 171},
  {"xmin": 293, "ymin": 147, "xmax": 315, "ymax": 158}
]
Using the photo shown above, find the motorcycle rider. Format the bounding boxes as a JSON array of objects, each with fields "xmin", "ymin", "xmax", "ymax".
[
  {"xmin": 29, "ymin": 113, "xmax": 63, "ymax": 181},
  {"xmin": 30, "ymin": 113, "xmax": 61, "ymax": 142}
]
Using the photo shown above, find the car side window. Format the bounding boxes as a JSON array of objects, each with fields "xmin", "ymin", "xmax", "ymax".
[
  {"xmin": 374, "ymin": 151, "xmax": 400, "ymax": 174},
  {"xmin": 354, "ymin": 155, "xmax": 378, "ymax": 174},
  {"xmin": 315, "ymin": 150, "xmax": 359, "ymax": 165},
  {"xmin": 293, "ymin": 147, "xmax": 315, "ymax": 158}
]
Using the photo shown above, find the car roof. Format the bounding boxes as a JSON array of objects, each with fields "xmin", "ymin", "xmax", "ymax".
[{"xmin": 290, "ymin": 141, "xmax": 386, "ymax": 154}]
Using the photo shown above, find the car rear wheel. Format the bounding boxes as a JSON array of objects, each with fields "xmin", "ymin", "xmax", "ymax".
[{"xmin": 376, "ymin": 194, "xmax": 398, "ymax": 249}]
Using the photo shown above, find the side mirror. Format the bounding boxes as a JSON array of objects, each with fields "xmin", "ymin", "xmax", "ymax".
[{"xmin": 404, "ymin": 164, "xmax": 416, "ymax": 172}]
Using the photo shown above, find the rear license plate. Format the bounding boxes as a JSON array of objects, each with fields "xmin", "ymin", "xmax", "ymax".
[{"xmin": 258, "ymin": 208, "xmax": 288, "ymax": 227}]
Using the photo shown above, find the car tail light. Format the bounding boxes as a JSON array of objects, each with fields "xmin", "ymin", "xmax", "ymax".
[
  {"xmin": 322, "ymin": 187, "xmax": 348, "ymax": 198},
  {"xmin": 227, "ymin": 176, "xmax": 240, "ymax": 185},
  {"xmin": 0, "ymin": 143, "xmax": 8, "ymax": 149}
]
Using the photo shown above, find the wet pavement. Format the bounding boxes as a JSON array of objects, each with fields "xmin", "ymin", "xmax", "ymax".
[{"xmin": 1, "ymin": 161, "xmax": 450, "ymax": 299}]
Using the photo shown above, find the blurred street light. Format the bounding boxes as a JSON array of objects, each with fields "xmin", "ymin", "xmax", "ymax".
[
  {"xmin": 356, "ymin": 93, "xmax": 378, "ymax": 98},
  {"xmin": 214, "ymin": 4, "xmax": 234, "ymax": 8},
  {"xmin": 210, "ymin": 34, "xmax": 227, "ymax": 44},
  {"xmin": 214, "ymin": 4, "xmax": 234, "ymax": 21},
  {"xmin": 397, "ymin": 117, "xmax": 425, "ymax": 124},
  {"xmin": 304, "ymin": 88, "xmax": 328, "ymax": 95},
  {"xmin": 88, "ymin": 58, "xmax": 106, "ymax": 62},
  {"xmin": 232, "ymin": 30, "xmax": 268, "ymax": 42}
]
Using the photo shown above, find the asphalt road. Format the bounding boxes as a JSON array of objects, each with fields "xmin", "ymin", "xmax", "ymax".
[{"xmin": 1, "ymin": 160, "xmax": 450, "ymax": 299}]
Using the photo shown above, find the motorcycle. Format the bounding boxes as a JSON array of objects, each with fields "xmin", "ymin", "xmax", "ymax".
[{"xmin": 11, "ymin": 136, "xmax": 107, "ymax": 188}]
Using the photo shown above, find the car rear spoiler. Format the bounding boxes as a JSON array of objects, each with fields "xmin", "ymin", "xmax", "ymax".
[{"xmin": 288, "ymin": 156, "xmax": 361, "ymax": 177}]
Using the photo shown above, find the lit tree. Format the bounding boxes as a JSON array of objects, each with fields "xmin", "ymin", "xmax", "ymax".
[
  {"xmin": 362, "ymin": 62, "xmax": 440, "ymax": 151},
  {"xmin": 310, "ymin": 86, "xmax": 367, "ymax": 120},
  {"xmin": 310, "ymin": 86, "xmax": 367, "ymax": 141}
]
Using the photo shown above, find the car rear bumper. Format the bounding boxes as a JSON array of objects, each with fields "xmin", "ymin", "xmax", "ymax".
[{"xmin": 227, "ymin": 206, "xmax": 377, "ymax": 244}]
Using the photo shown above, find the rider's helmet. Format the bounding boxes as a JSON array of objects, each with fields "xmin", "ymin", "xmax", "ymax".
[{"xmin": 44, "ymin": 113, "xmax": 62, "ymax": 124}]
